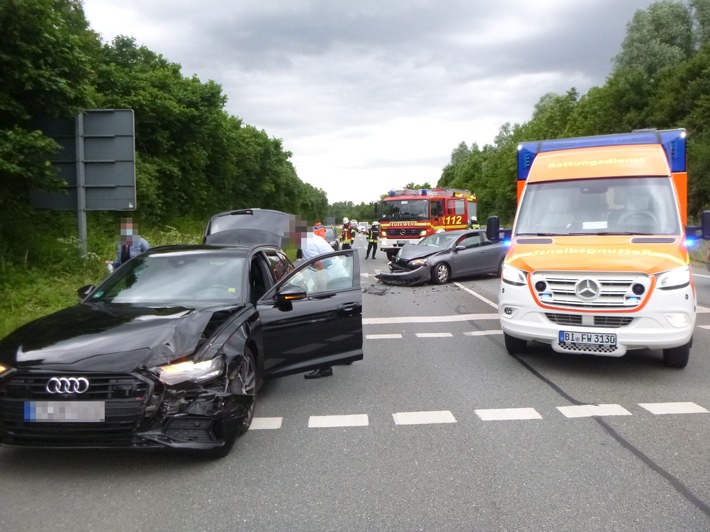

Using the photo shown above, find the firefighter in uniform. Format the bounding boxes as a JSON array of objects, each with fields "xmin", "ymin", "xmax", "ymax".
[
  {"xmin": 469, "ymin": 216, "xmax": 481, "ymax": 229},
  {"xmin": 341, "ymin": 217, "xmax": 355, "ymax": 250},
  {"xmin": 365, "ymin": 222, "xmax": 379, "ymax": 259}
]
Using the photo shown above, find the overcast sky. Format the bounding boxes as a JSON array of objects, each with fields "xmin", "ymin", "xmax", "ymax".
[{"xmin": 82, "ymin": 0, "xmax": 657, "ymax": 205}]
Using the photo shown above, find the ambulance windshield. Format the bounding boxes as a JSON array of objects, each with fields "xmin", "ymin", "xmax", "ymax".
[{"xmin": 514, "ymin": 177, "xmax": 681, "ymax": 236}]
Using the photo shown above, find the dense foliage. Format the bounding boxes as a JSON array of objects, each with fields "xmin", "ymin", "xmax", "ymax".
[
  {"xmin": 0, "ymin": 0, "xmax": 328, "ymax": 267},
  {"xmin": 439, "ymin": 0, "xmax": 710, "ymax": 225}
]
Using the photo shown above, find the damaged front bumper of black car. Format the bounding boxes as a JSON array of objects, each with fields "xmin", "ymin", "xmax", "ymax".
[{"xmin": 0, "ymin": 364, "xmax": 253, "ymax": 455}]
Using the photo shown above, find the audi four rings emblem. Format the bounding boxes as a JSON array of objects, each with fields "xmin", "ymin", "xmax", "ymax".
[
  {"xmin": 46, "ymin": 377, "xmax": 90, "ymax": 394},
  {"xmin": 575, "ymin": 278, "xmax": 601, "ymax": 300}
]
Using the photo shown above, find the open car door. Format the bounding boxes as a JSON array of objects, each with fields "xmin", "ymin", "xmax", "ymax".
[{"xmin": 257, "ymin": 249, "xmax": 363, "ymax": 378}]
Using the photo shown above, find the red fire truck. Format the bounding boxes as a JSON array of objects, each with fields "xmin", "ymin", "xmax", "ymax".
[{"xmin": 377, "ymin": 188, "xmax": 477, "ymax": 259}]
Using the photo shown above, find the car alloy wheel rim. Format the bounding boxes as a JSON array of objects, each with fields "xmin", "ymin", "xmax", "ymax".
[{"xmin": 437, "ymin": 265, "xmax": 449, "ymax": 282}]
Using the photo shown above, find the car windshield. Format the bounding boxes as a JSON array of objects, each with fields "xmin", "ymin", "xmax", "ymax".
[
  {"xmin": 418, "ymin": 233, "xmax": 458, "ymax": 249},
  {"xmin": 514, "ymin": 177, "xmax": 682, "ymax": 236},
  {"xmin": 90, "ymin": 251, "xmax": 246, "ymax": 305}
]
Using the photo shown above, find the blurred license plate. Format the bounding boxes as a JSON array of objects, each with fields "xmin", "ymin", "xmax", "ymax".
[
  {"xmin": 24, "ymin": 401, "xmax": 105, "ymax": 423},
  {"xmin": 559, "ymin": 331, "xmax": 616, "ymax": 346}
]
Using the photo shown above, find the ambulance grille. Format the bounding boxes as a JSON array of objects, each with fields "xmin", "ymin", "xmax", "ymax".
[
  {"xmin": 534, "ymin": 272, "xmax": 649, "ymax": 310},
  {"xmin": 545, "ymin": 314, "xmax": 634, "ymax": 328}
]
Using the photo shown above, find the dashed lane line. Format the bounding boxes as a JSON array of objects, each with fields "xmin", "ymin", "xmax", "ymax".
[
  {"xmin": 475, "ymin": 408, "xmax": 542, "ymax": 421},
  {"xmin": 308, "ymin": 414, "xmax": 369, "ymax": 428},
  {"xmin": 415, "ymin": 332, "xmax": 453, "ymax": 338},
  {"xmin": 365, "ymin": 333, "xmax": 403, "ymax": 340},
  {"xmin": 392, "ymin": 410, "xmax": 457, "ymax": 425},
  {"xmin": 250, "ymin": 402, "xmax": 708, "ymax": 430},
  {"xmin": 557, "ymin": 404, "xmax": 632, "ymax": 418},
  {"xmin": 250, "ymin": 417, "xmax": 283, "ymax": 430},
  {"xmin": 639, "ymin": 402, "xmax": 710, "ymax": 415},
  {"xmin": 464, "ymin": 330, "xmax": 503, "ymax": 336}
]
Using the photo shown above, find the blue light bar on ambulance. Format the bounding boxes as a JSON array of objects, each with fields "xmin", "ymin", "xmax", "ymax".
[{"xmin": 516, "ymin": 129, "xmax": 687, "ymax": 181}]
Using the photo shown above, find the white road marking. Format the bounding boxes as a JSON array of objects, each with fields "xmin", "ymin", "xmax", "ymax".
[
  {"xmin": 698, "ymin": 305, "xmax": 710, "ymax": 313},
  {"xmin": 364, "ymin": 314, "xmax": 498, "ymax": 325},
  {"xmin": 454, "ymin": 282, "xmax": 499, "ymax": 309},
  {"xmin": 638, "ymin": 402, "xmax": 709, "ymax": 415},
  {"xmin": 557, "ymin": 404, "xmax": 632, "ymax": 418},
  {"xmin": 475, "ymin": 408, "xmax": 542, "ymax": 421},
  {"xmin": 415, "ymin": 332, "xmax": 453, "ymax": 338},
  {"xmin": 308, "ymin": 414, "xmax": 369, "ymax": 428},
  {"xmin": 250, "ymin": 417, "xmax": 283, "ymax": 430},
  {"xmin": 365, "ymin": 333, "xmax": 403, "ymax": 339},
  {"xmin": 464, "ymin": 330, "xmax": 503, "ymax": 336},
  {"xmin": 393, "ymin": 410, "xmax": 457, "ymax": 425},
  {"xmin": 698, "ymin": 325, "xmax": 710, "ymax": 329}
]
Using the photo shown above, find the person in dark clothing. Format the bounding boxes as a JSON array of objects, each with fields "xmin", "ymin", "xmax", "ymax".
[{"xmin": 365, "ymin": 222, "xmax": 379, "ymax": 259}]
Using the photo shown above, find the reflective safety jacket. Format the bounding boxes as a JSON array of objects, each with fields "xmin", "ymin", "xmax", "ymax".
[
  {"xmin": 341, "ymin": 225, "xmax": 355, "ymax": 244},
  {"xmin": 367, "ymin": 228, "xmax": 379, "ymax": 242}
]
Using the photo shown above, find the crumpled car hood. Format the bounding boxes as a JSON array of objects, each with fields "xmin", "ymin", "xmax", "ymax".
[
  {"xmin": 396, "ymin": 244, "xmax": 444, "ymax": 261},
  {"xmin": 0, "ymin": 303, "xmax": 236, "ymax": 372}
]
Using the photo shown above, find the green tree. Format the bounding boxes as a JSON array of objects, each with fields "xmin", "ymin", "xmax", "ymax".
[{"xmin": 0, "ymin": 0, "xmax": 99, "ymax": 255}]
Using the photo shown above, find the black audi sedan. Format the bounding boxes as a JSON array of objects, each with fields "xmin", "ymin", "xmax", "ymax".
[{"xmin": 0, "ymin": 224, "xmax": 362, "ymax": 457}]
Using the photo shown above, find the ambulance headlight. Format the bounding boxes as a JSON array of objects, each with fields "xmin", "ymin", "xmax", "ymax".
[
  {"xmin": 501, "ymin": 264, "xmax": 526, "ymax": 286},
  {"xmin": 656, "ymin": 266, "xmax": 691, "ymax": 290}
]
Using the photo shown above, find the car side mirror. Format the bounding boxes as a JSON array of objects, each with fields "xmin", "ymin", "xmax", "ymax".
[
  {"xmin": 77, "ymin": 285, "xmax": 95, "ymax": 300},
  {"xmin": 454, "ymin": 245, "xmax": 466, "ymax": 251},
  {"xmin": 276, "ymin": 284, "xmax": 307, "ymax": 305}
]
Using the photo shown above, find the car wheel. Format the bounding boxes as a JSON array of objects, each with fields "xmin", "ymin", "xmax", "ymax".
[
  {"xmin": 431, "ymin": 263, "xmax": 450, "ymax": 284},
  {"xmin": 662, "ymin": 341, "xmax": 690, "ymax": 368},
  {"xmin": 203, "ymin": 348, "xmax": 257, "ymax": 458},
  {"xmin": 231, "ymin": 347, "xmax": 257, "ymax": 436},
  {"xmin": 504, "ymin": 333, "xmax": 526, "ymax": 355}
]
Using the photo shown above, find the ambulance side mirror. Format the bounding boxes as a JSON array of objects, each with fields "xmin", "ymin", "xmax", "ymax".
[
  {"xmin": 703, "ymin": 211, "xmax": 710, "ymax": 240},
  {"xmin": 486, "ymin": 216, "xmax": 500, "ymax": 241}
]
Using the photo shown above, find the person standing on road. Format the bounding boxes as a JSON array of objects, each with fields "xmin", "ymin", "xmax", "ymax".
[
  {"xmin": 301, "ymin": 222, "xmax": 338, "ymax": 379},
  {"xmin": 365, "ymin": 222, "xmax": 379, "ymax": 259},
  {"xmin": 340, "ymin": 217, "xmax": 356, "ymax": 250},
  {"xmin": 105, "ymin": 217, "xmax": 150, "ymax": 272},
  {"xmin": 469, "ymin": 216, "xmax": 481, "ymax": 229}
]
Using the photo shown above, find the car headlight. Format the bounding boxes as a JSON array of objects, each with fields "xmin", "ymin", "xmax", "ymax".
[
  {"xmin": 656, "ymin": 266, "xmax": 691, "ymax": 290},
  {"xmin": 501, "ymin": 263, "xmax": 527, "ymax": 286},
  {"xmin": 419, "ymin": 230, "xmax": 427, "ymax": 237},
  {"xmin": 155, "ymin": 357, "xmax": 224, "ymax": 385},
  {"xmin": 410, "ymin": 258, "xmax": 429, "ymax": 267},
  {"xmin": 0, "ymin": 364, "xmax": 15, "ymax": 379}
]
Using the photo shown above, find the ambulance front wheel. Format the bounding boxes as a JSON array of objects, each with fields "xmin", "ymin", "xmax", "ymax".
[
  {"xmin": 663, "ymin": 340, "xmax": 690, "ymax": 368},
  {"xmin": 504, "ymin": 333, "xmax": 527, "ymax": 355}
]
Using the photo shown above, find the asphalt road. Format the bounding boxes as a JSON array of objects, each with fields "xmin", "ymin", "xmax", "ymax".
[{"xmin": 1, "ymin": 233, "xmax": 709, "ymax": 531}]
